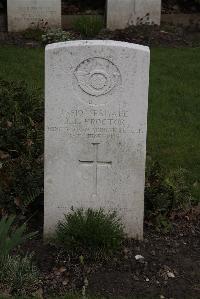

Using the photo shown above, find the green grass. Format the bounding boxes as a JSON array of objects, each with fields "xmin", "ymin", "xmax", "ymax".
[
  {"xmin": 0, "ymin": 46, "xmax": 199, "ymax": 198},
  {"xmin": 149, "ymin": 48, "xmax": 200, "ymax": 198},
  {"xmin": 56, "ymin": 208, "xmax": 124, "ymax": 254},
  {"xmin": 0, "ymin": 46, "xmax": 44, "ymax": 91},
  {"xmin": 73, "ymin": 15, "xmax": 104, "ymax": 37}
]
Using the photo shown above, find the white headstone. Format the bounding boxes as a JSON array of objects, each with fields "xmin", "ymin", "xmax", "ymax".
[
  {"xmin": 44, "ymin": 40, "xmax": 150, "ymax": 239},
  {"xmin": 107, "ymin": 0, "xmax": 161, "ymax": 30},
  {"xmin": 7, "ymin": 0, "xmax": 61, "ymax": 32}
]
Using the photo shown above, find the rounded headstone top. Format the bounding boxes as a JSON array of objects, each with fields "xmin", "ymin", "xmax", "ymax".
[{"xmin": 46, "ymin": 40, "xmax": 150, "ymax": 54}]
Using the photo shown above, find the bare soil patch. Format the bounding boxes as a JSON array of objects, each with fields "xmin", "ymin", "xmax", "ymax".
[{"xmin": 23, "ymin": 208, "xmax": 200, "ymax": 299}]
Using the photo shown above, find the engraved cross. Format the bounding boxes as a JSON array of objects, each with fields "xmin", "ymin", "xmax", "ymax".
[{"xmin": 79, "ymin": 143, "xmax": 112, "ymax": 196}]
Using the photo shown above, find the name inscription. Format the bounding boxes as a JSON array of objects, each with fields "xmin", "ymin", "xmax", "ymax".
[
  {"xmin": 48, "ymin": 107, "xmax": 144, "ymax": 139},
  {"xmin": 15, "ymin": 6, "xmax": 56, "ymax": 22}
]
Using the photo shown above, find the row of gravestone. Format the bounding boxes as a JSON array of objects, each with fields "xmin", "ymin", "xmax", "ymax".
[{"xmin": 7, "ymin": 0, "xmax": 161, "ymax": 32}]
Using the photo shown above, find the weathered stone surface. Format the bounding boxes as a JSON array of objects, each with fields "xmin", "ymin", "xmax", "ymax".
[
  {"xmin": 107, "ymin": 0, "xmax": 161, "ymax": 30},
  {"xmin": 7, "ymin": 0, "xmax": 61, "ymax": 32},
  {"xmin": 44, "ymin": 40, "xmax": 150, "ymax": 239}
]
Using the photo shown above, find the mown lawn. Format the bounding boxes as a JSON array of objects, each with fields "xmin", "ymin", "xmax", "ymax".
[
  {"xmin": 0, "ymin": 46, "xmax": 199, "ymax": 198},
  {"xmin": 0, "ymin": 46, "xmax": 44, "ymax": 91}
]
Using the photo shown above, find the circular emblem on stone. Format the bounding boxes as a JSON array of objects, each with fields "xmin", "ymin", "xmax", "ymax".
[{"xmin": 74, "ymin": 57, "xmax": 121, "ymax": 97}]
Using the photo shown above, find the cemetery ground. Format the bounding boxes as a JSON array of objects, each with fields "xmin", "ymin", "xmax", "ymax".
[{"xmin": 0, "ymin": 35, "xmax": 200, "ymax": 298}]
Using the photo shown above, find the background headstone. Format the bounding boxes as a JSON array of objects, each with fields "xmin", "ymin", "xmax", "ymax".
[
  {"xmin": 7, "ymin": 0, "xmax": 61, "ymax": 32},
  {"xmin": 107, "ymin": 0, "xmax": 161, "ymax": 30},
  {"xmin": 44, "ymin": 40, "xmax": 150, "ymax": 239}
]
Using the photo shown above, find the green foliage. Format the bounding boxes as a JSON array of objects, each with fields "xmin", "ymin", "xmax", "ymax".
[
  {"xmin": 0, "ymin": 216, "xmax": 38, "ymax": 295},
  {"xmin": 0, "ymin": 79, "xmax": 44, "ymax": 213},
  {"xmin": 145, "ymin": 160, "xmax": 174, "ymax": 218},
  {"xmin": 165, "ymin": 168, "xmax": 192, "ymax": 207},
  {"xmin": 0, "ymin": 254, "xmax": 39, "ymax": 295},
  {"xmin": 0, "ymin": 216, "xmax": 36, "ymax": 259},
  {"xmin": 56, "ymin": 208, "xmax": 124, "ymax": 254},
  {"xmin": 145, "ymin": 158, "xmax": 194, "ymax": 229},
  {"xmin": 22, "ymin": 28, "xmax": 44, "ymax": 42},
  {"xmin": 42, "ymin": 29, "xmax": 73, "ymax": 45},
  {"xmin": 73, "ymin": 16, "xmax": 104, "ymax": 37}
]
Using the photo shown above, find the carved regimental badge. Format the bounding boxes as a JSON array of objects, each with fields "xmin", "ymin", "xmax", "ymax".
[{"xmin": 74, "ymin": 57, "xmax": 121, "ymax": 97}]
